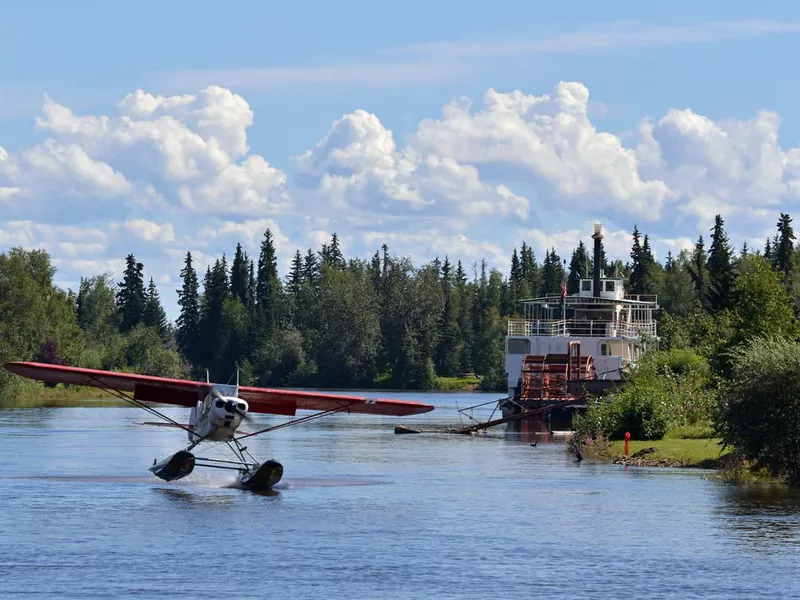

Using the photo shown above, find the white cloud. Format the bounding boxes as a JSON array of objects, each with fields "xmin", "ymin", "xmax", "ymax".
[
  {"xmin": 412, "ymin": 82, "xmax": 669, "ymax": 219},
  {"xmin": 113, "ymin": 219, "xmax": 176, "ymax": 244},
  {"xmin": 1, "ymin": 85, "xmax": 289, "ymax": 221},
  {"xmin": 197, "ymin": 218, "xmax": 289, "ymax": 250},
  {"xmin": 4, "ymin": 79, "xmax": 800, "ymax": 320},
  {"xmin": 362, "ymin": 230, "xmax": 508, "ymax": 270},
  {"xmin": 297, "ymin": 108, "xmax": 530, "ymax": 220}
]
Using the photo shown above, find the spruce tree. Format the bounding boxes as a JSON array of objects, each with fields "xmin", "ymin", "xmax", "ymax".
[
  {"xmin": 230, "ymin": 243, "xmax": 248, "ymax": 305},
  {"xmin": 687, "ymin": 235, "xmax": 708, "ymax": 306},
  {"xmin": 775, "ymin": 213, "xmax": 796, "ymax": 278},
  {"xmin": 117, "ymin": 254, "xmax": 146, "ymax": 332},
  {"xmin": 176, "ymin": 252, "xmax": 200, "ymax": 361},
  {"xmin": 541, "ymin": 249, "xmax": 565, "ymax": 295},
  {"xmin": 628, "ymin": 225, "xmax": 646, "ymax": 295},
  {"xmin": 706, "ymin": 214, "xmax": 734, "ymax": 312},
  {"xmin": 287, "ymin": 250, "xmax": 304, "ymax": 295},
  {"xmin": 143, "ymin": 277, "xmax": 170, "ymax": 341},
  {"xmin": 303, "ymin": 248, "xmax": 319, "ymax": 285},
  {"xmin": 256, "ymin": 229, "xmax": 280, "ymax": 332},
  {"xmin": 567, "ymin": 241, "xmax": 590, "ymax": 294},
  {"xmin": 246, "ymin": 259, "xmax": 256, "ymax": 314}
]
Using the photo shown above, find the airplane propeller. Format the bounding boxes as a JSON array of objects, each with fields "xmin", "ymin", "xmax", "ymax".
[{"xmin": 210, "ymin": 386, "xmax": 254, "ymax": 422}]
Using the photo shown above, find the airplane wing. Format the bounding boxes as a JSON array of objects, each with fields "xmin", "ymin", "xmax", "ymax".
[{"xmin": 4, "ymin": 362, "xmax": 435, "ymax": 417}]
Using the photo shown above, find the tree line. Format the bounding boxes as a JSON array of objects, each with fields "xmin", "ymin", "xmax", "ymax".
[
  {"xmin": 2, "ymin": 213, "xmax": 799, "ymax": 393},
  {"xmin": 4, "ymin": 211, "xmax": 800, "ymax": 482}
]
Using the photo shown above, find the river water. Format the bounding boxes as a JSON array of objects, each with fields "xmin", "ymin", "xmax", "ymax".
[{"xmin": 1, "ymin": 391, "xmax": 799, "ymax": 599}]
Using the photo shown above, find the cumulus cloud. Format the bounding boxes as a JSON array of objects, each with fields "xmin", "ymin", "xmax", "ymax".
[
  {"xmin": 412, "ymin": 82, "xmax": 670, "ymax": 219},
  {"xmin": 362, "ymin": 230, "xmax": 509, "ymax": 269},
  {"xmin": 1, "ymin": 85, "xmax": 290, "ymax": 222},
  {"xmin": 3, "ymin": 80, "xmax": 800, "ymax": 320},
  {"xmin": 112, "ymin": 219, "xmax": 176, "ymax": 244},
  {"xmin": 296, "ymin": 109, "xmax": 530, "ymax": 220}
]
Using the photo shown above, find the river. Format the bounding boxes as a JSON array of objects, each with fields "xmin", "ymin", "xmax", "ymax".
[{"xmin": 1, "ymin": 391, "xmax": 799, "ymax": 599}]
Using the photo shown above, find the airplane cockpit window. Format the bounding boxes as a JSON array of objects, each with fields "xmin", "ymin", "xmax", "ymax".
[{"xmin": 215, "ymin": 400, "xmax": 225, "ymax": 409}]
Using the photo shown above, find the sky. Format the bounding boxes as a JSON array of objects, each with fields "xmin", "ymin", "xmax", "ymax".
[{"xmin": 2, "ymin": 0, "xmax": 800, "ymax": 320}]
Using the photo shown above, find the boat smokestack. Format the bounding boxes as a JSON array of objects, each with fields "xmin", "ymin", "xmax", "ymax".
[{"xmin": 592, "ymin": 223, "xmax": 603, "ymax": 298}]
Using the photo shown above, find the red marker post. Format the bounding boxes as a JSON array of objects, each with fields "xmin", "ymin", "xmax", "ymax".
[{"xmin": 624, "ymin": 431, "xmax": 631, "ymax": 457}]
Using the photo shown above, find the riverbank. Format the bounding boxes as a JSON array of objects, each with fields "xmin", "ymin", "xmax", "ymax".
[
  {"xmin": 3, "ymin": 382, "xmax": 124, "ymax": 408},
  {"xmin": 578, "ymin": 435, "xmax": 730, "ymax": 469},
  {"xmin": 575, "ymin": 435, "xmax": 784, "ymax": 485}
]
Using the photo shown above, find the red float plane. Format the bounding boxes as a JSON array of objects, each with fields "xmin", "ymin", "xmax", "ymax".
[{"xmin": 4, "ymin": 362, "xmax": 434, "ymax": 491}]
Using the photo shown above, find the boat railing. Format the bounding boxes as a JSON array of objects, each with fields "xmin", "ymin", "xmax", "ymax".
[{"xmin": 507, "ymin": 318, "xmax": 657, "ymax": 339}]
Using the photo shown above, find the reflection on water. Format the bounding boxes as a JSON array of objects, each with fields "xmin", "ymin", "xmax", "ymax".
[
  {"xmin": 153, "ymin": 487, "xmax": 246, "ymax": 506},
  {"xmin": 716, "ymin": 485, "xmax": 800, "ymax": 552}
]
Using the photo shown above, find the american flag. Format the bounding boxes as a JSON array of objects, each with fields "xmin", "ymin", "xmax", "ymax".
[{"xmin": 561, "ymin": 277, "xmax": 567, "ymax": 300}]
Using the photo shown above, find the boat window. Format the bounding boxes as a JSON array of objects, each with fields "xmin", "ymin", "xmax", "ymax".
[
  {"xmin": 605, "ymin": 280, "xmax": 615, "ymax": 292},
  {"xmin": 507, "ymin": 338, "xmax": 531, "ymax": 354},
  {"xmin": 581, "ymin": 280, "xmax": 592, "ymax": 292},
  {"xmin": 600, "ymin": 343, "xmax": 609, "ymax": 356}
]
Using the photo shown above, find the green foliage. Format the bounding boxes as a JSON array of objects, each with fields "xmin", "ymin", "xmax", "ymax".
[
  {"xmin": 121, "ymin": 324, "xmax": 188, "ymax": 378},
  {"xmin": 573, "ymin": 348, "xmax": 716, "ymax": 441},
  {"xmin": 117, "ymin": 254, "xmax": 146, "ymax": 332},
  {"xmin": 730, "ymin": 254, "xmax": 798, "ymax": 346},
  {"xmin": 718, "ymin": 336, "xmax": 800, "ymax": 485},
  {"xmin": 0, "ymin": 248, "xmax": 85, "ymax": 402}
]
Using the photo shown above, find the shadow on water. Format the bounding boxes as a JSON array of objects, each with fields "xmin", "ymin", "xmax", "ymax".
[
  {"xmin": 153, "ymin": 487, "xmax": 251, "ymax": 506},
  {"xmin": 716, "ymin": 484, "xmax": 800, "ymax": 550}
]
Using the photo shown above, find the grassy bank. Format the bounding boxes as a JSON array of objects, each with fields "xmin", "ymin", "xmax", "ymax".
[
  {"xmin": 435, "ymin": 375, "xmax": 482, "ymax": 391},
  {"xmin": 2, "ymin": 382, "xmax": 123, "ymax": 408},
  {"xmin": 371, "ymin": 373, "xmax": 484, "ymax": 392},
  {"xmin": 577, "ymin": 434, "xmax": 783, "ymax": 484},
  {"xmin": 608, "ymin": 437, "xmax": 729, "ymax": 469}
]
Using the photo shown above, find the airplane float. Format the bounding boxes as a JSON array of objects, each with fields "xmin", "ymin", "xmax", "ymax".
[{"xmin": 4, "ymin": 362, "xmax": 435, "ymax": 492}]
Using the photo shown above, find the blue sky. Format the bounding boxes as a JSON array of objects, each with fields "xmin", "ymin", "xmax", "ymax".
[{"xmin": 2, "ymin": 1, "xmax": 800, "ymax": 318}]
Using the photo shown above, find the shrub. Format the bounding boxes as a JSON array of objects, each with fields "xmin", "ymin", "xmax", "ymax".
[
  {"xmin": 574, "ymin": 348, "xmax": 716, "ymax": 441},
  {"xmin": 718, "ymin": 336, "xmax": 800, "ymax": 486}
]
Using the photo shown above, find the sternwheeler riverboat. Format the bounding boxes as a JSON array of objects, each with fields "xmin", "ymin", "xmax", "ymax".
[{"xmin": 501, "ymin": 224, "xmax": 659, "ymax": 429}]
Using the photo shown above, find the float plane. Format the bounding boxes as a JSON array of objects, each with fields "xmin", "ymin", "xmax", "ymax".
[{"xmin": 4, "ymin": 362, "xmax": 434, "ymax": 492}]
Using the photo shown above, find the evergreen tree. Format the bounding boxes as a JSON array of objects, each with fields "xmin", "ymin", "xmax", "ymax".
[
  {"xmin": 199, "ymin": 258, "xmax": 231, "ymax": 374},
  {"xmin": 764, "ymin": 237, "xmax": 773, "ymax": 262},
  {"xmin": 230, "ymin": 243, "xmax": 248, "ymax": 305},
  {"xmin": 435, "ymin": 258, "xmax": 461, "ymax": 377},
  {"xmin": 775, "ymin": 213, "xmax": 796, "ymax": 278},
  {"xmin": 256, "ymin": 228, "xmax": 280, "ymax": 332},
  {"xmin": 455, "ymin": 260, "xmax": 467, "ymax": 285},
  {"xmin": 567, "ymin": 241, "xmax": 591, "ymax": 294},
  {"xmin": 117, "ymin": 254, "xmax": 146, "ymax": 332},
  {"xmin": 741, "ymin": 241, "xmax": 749, "ymax": 257},
  {"xmin": 320, "ymin": 233, "xmax": 346, "ymax": 270},
  {"xmin": 628, "ymin": 225, "xmax": 646, "ymax": 295},
  {"xmin": 706, "ymin": 214, "xmax": 735, "ymax": 312},
  {"xmin": 687, "ymin": 235, "xmax": 708, "ymax": 306},
  {"xmin": 541, "ymin": 249, "xmax": 565, "ymax": 295},
  {"xmin": 520, "ymin": 242, "xmax": 542, "ymax": 297},
  {"xmin": 246, "ymin": 259, "xmax": 256, "ymax": 313},
  {"xmin": 143, "ymin": 277, "xmax": 170, "ymax": 341},
  {"xmin": 303, "ymin": 248, "xmax": 319, "ymax": 285},
  {"xmin": 287, "ymin": 250, "xmax": 304, "ymax": 295},
  {"xmin": 176, "ymin": 252, "xmax": 200, "ymax": 360}
]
